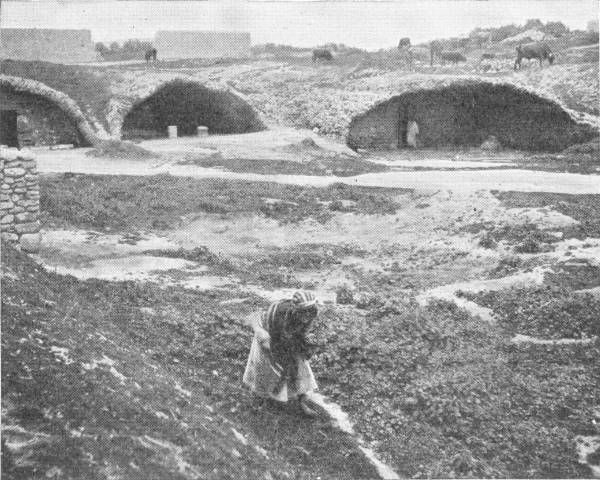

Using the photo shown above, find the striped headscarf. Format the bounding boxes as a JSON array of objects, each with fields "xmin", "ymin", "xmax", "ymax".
[
  {"xmin": 263, "ymin": 291, "xmax": 318, "ymax": 332},
  {"xmin": 263, "ymin": 291, "xmax": 319, "ymax": 375}
]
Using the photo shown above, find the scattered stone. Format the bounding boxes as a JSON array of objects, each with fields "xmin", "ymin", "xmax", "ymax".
[
  {"xmin": 15, "ymin": 221, "xmax": 40, "ymax": 234},
  {"xmin": 15, "ymin": 212, "xmax": 38, "ymax": 223},
  {"xmin": 1, "ymin": 232, "xmax": 18, "ymax": 242},
  {"xmin": 4, "ymin": 167, "xmax": 26, "ymax": 177}
]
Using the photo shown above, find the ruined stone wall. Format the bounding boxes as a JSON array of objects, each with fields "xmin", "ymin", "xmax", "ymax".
[
  {"xmin": 155, "ymin": 31, "xmax": 251, "ymax": 59},
  {"xmin": 0, "ymin": 148, "xmax": 41, "ymax": 252},
  {"xmin": 0, "ymin": 29, "xmax": 98, "ymax": 63}
]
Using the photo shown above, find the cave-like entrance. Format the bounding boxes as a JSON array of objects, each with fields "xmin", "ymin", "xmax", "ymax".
[
  {"xmin": 348, "ymin": 82, "xmax": 597, "ymax": 152},
  {"xmin": 121, "ymin": 80, "xmax": 265, "ymax": 140},
  {"xmin": 0, "ymin": 110, "xmax": 19, "ymax": 148},
  {"xmin": 0, "ymin": 87, "xmax": 87, "ymax": 147}
]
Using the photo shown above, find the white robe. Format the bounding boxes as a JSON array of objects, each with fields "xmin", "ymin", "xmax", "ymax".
[{"xmin": 243, "ymin": 325, "xmax": 318, "ymax": 402}]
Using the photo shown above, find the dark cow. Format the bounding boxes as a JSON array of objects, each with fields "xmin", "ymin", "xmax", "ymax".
[
  {"xmin": 312, "ymin": 48, "xmax": 333, "ymax": 62},
  {"xmin": 514, "ymin": 42, "xmax": 555, "ymax": 70},
  {"xmin": 145, "ymin": 48, "xmax": 158, "ymax": 63},
  {"xmin": 480, "ymin": 52, "xmax": 496, "ymax": 61},
  {"xmin": 398, "ymin": 37, "xmax": 411, "ymax": 49},
  {"xmin": 439, "ymin": 51, "xmax": 467, "ymax": 64}
]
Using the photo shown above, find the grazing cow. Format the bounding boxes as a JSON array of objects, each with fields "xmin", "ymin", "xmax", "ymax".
[
  {"xmin": 481, "ymin": 52, "xmax": 496, "ymax": 61},
  {"xmin": 398, "ymin": 37, "xmax": 411, "ymax": 49},
  {"xmin": 145, "ymin": 48, "xmax": 158, "ymax": 63},
  {"xmin": 514, "ymin": 42, "xmax": 555, "ymax": 70},
  {"xmin": 312, "ymin": 48, "xmax": 333, "ymax": 62},
  {"xmin": 439, "ymin": 51, "xmax": 467, "ymax": 64},
  {"xmin": 429, "ymin": 40, "xmax": 443, "ymax": 66}
]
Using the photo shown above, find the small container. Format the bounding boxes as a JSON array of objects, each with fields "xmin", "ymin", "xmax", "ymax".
[
  {"xmin": 197, "ymin": 126, "xmax": 209, "ymax": 137},
  {"xmin": 167, "ymin": 125, "xmax": 178, "ymax": 139}
]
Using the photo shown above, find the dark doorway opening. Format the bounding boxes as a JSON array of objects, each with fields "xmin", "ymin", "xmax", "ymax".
[{"xmin": 1, "ymin": 110, "xmax": 19, "ymax": 148}]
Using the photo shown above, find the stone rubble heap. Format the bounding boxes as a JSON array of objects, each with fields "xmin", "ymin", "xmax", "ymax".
[{"xmin": 0, "ymin": 147, "xmax": 41, "ymax": 252}]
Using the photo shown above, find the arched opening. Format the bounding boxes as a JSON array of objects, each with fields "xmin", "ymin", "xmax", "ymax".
[
  {"xmin": 121, "ymin": 80, "xmax": 265, "ymax": 140},
  {"xmin": 0, "ymin": 88, "xmax": 86, "ymax": 147},
  {"xmin": 347, "ymin": 82, "xmax": 597, "ymax": 152}
]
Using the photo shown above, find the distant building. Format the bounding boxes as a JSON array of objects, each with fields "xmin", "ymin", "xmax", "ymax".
[
  {"xmin": 0, "ymin": 28, "xmax": 98, "ymax": 63},
  {"xmin": 587, "ymin": 19, "xmax": 599, "ymax": 34},
  {"xmin": 154, "ymin": 31, "xmax": 251, "ymax": 59}
]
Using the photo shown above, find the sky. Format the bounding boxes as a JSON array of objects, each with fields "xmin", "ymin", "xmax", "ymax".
[{"xmin": 1, "ymin": 0, "xmax": 597, "ymax": 49}]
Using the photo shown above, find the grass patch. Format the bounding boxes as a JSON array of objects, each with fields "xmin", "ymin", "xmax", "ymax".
[
  {"xmin": 463, "ymin": 286, "xmax": 600, "ymax": 339},
  {"xmin": 177, "ymin": 155, "xmax": 389, "ymax": 177},
  {"xmin": 493, "ymin": 191, "xmax": 600, "ymax": 239},
  {"xmin": 40, "ymin": 174, "xmax": 407, "ymax": 231},
  {"xmin": 86, "ymin": 139, "xmax": 159, "ymax": 159},
  {"xmin": 1, "ymin": 241, "xmax": 378, "ymax": 480},
  {"xmin": 513, "ymin": 139, "xmax": 600, "ymax": 174},
  {"xmin": 310, "ymin": 298, "xmax": 598, "ymax": 477},
  {"xmin": 544, "ymin": 262, "xmax": 600, "ymax": 290},
  {"xmin": 465, "ymin": 222, "xmax": 560, "ymax": 252}
]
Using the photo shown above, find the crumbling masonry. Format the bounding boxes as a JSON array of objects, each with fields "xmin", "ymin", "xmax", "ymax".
[{"xmin": 0, "ymin": 148, "xmax": 41, "ymax": 252}]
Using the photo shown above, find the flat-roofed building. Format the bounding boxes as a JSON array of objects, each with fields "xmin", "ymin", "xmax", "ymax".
[{"xmin": 0, "ymin": 28, "xmax": 99, "ymax": 63}]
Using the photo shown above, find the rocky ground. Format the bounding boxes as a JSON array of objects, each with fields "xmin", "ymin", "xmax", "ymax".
[
  {"xmin": 2, "ymin": 35, "xmax": 600, "ymax": 480},
  {"xmin": 3, "ymin": 165, "xmax": 600, "ymax": 478}
]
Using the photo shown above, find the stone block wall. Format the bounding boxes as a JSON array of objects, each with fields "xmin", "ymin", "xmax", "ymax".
[{"xmin": 0, "ymin": 148, "xmax": 41, "ymax": 252}]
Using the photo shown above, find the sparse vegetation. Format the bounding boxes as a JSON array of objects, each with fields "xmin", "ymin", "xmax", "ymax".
[
  {"xmin": 463, "ymin": 286, "xmax": 600, "ymax": 339},
  {"xmin": 178, "ymin": 155, "xmax": 389, "ymax": 177},
  {"xmin": 310, "ymin": 298, "xmax": 598, "ymax": 477},
  {"xmin": 40, "ymin": 174, "xmax": 408, "ymax": 231},
  {"xmin": 493, "ymin": 192, "xmax": 600, "ymax": 239}
]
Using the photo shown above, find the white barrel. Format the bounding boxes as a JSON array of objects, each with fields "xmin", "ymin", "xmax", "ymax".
[
  {"xmin": 197, "ymin": 126, "xmax": 209, "ymax": 137},
  {"xmin": 167, "ymin": 125, "xmax": 178, "ymax": 139}
]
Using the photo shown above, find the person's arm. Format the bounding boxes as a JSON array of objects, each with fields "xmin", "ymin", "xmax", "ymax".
[{"xmin": 248, "ymin": 311, "xmax": 271, "ymax": 351}]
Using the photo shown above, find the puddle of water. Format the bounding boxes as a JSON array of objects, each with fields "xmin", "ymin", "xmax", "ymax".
[
  {"xmin": 576, "ymin": 286, "xmax": 600, "ymax": 297},
  {"xmin": 307, "ymin": 392, "xmax": 400, "ymax": 480},
  {"xmin": 43, "ymin": 229, "xmax": 179, "ymax": 251},
  {"xmin": 177, "ymin": 275, "xmax": 239, "ymax": 291},
  {"xmin": 511, "ymin": 334, "xmax": 597, "ymax": 345},
  {"xmin": 359, "ymin": 446, "xmax": 401, "ymax": 480},
  {"xmin": 36, "ymin": 149, "xmax": 600, "ymax": 194},
  {"xmin": 41, "ymin": 256, "xmax": 195, "ymax": 281},
  {"xmin": 374, "ymin": 158, "xmax": 513, "ymax": 169},
  {"xmin": 575, "ymin": 436, "xmax": 600, "ymax": 477},
  {"xmin": 417, "ymin": 266, "xmax": 550, "ymax": 305}
]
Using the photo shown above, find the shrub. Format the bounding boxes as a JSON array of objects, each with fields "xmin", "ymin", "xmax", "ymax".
[{"xmin": 335, "ymin": 285, "xmax": 354, "ymax": 304}]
